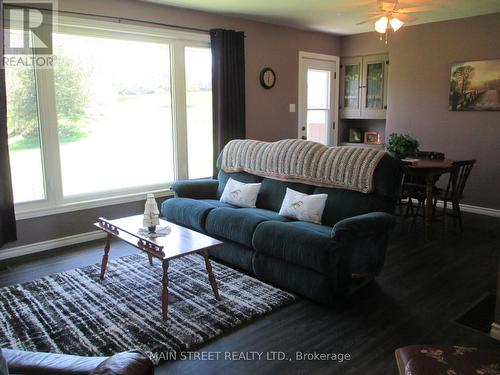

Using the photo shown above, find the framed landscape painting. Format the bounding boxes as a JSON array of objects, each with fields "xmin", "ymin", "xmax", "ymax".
[{"xmin": 449, "ymin": 59, "xmax": 500, "ymax": 111}]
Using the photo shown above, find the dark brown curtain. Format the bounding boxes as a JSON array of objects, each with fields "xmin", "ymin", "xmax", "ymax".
[
  {"xmin": 210, "ymin": 29, "xmax": 245, "ymax": 175},
  {"xmin": 0, "ymin": 1, "xmax": 17, "ymax": 247}
]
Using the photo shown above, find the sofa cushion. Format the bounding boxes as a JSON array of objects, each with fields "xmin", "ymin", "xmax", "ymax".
[
  {"xmin": 205, "ymin": 207, "xmax": 268, "ymax": 247},
  {"xmin": 237, "ymin": 207, "xmax": 290, "ymax": 222},
  {"xmin": 161, "ymin": 198, "xmax": 235, "ymax": 233},
  {"xmin": 199, "ymin": 199, "xmax": 237, "ymax": 209},
  {"xmin": 252, "ymin": 221, "xmax": 337, "ymax": 273},
  {"xmin": 314, "ymin": 187, "xmax": 394, "ymax": 227},
  {"xmin": 288, "ymin": 221, "xmax": 332, "ymax": 236},
  {"xmin": 256, "ymin": 178, "xmax": 314, "ymax": 212}
]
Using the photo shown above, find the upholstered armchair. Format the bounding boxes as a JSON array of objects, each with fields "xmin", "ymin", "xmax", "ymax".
[{"xmin": 1, "ymin": 348, "xmax": 154, "ymax": 375}]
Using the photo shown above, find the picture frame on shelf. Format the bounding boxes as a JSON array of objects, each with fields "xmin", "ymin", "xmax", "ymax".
[
  {"xmin": 348, "ymin": 128, "xmax": 362, "ymax": 143},
  {"xmin": 364, "ymin": 131, "xmax": 382, "ymax": 145}
]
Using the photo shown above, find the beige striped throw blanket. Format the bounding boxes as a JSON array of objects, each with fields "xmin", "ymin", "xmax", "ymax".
[{"xmin": 220, "ymin": 139, "xmax": 386, "ymax": 193}]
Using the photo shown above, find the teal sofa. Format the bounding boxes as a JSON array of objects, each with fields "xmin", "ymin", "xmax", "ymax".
[{"xmin": 161, "ymin": 152, "xmax": 403, "ymax": 304}]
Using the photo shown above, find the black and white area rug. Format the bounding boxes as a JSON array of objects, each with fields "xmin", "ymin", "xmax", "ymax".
[{"xmin": 0, "ymin": 254, "xmax": 295, "ymax": 363}]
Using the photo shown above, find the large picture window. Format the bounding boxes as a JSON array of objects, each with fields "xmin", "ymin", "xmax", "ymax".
[
  {"xmin": 5, "ymin": 16, "xmax": 213, "ymax": 217},
  {"xmin": 6, "ymin": 52, "xmax": 46, "ymax": 204},
  {"xmin": 54, "ymin": 34, "xmax": 175, "ymax": 196}
]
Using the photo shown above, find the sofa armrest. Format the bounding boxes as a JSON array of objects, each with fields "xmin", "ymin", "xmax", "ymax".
[
  {"xmin": 3, "ymin": 349, "xmax": 153, "ymax": 375},
  {"xmin": 170, "ymin": 179, "xmax": 219, "ymax": 199},
  {"xmin": 91, "ymin": 351, "xmax": 154, "ymax": 375},
  {"xmin": 3, "ymin": 348, "xmax": 105, "ymax": 375},
  {"xmin": 331, "ymin": 212, "xmax": 396, "ymax": 242}
]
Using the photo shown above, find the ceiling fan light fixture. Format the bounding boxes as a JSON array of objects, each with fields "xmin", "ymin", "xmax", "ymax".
[
  {"xmin": 374, "ymin": 16, "xmax": 388, "ymax": 33},
  {"xmin": 390, "ymin": 16, "xmax": 404, "ymax": 31}
]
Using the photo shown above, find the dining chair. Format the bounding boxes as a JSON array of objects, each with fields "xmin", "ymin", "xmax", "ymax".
[
  {"xmin": 433, "ymin": 160, "xmax": 476, "ymax": 232},
  {"xmin": 401, "ymin": 151, "xmax": 445, "ymax": 220},
  {"xmin": 397, "ymin": 163, "xmax": 415, "ymax": 216}
]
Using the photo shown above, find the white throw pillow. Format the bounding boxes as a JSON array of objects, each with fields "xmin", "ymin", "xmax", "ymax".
[
  {"xmin": 279, "ymin": 188, "xmax": 328, "ymax": 224},
  {"xmin": 220, "ymin": 178, "xmax": 262, "ymax": 208}
]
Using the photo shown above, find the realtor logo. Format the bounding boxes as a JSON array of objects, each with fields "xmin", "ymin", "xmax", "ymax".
[{"xmin": 2, "ymin": 0, "xmax": 57, "ymax": 67}]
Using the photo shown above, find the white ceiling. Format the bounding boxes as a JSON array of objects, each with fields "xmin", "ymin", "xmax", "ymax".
[{"xmin": 141, "ymin": 0, "xmax": 500, "ymax": 35}]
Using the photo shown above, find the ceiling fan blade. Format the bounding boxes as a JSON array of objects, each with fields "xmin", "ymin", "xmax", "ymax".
[
  {"xmin": 396, "ymin": 4, "xmax": 435, "ymax": 13},
  {"xmin": 356, "ymin": 18, "xmax": 375, "ymax": 25},
  {"xmin": 394, "ymin": 13, "xmax": 417, "ymax": 22},
  {"xmin": 357, "ymin": 0, "xmax": 419, "ymax": 27}
]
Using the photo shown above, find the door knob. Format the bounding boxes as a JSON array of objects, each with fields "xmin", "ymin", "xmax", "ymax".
[{"xmin": 301, "ymin": 136, "xmax": 306, "ymax": 140}]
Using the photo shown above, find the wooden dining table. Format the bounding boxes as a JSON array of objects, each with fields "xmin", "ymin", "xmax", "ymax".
[{"xmin": 403, "ymin": 158, "xmax": 455, "ymax": 237}]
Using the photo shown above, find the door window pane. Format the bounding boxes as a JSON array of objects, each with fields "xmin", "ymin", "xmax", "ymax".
[
  {"xmin": 53, "ymin": 33, "xmax": 174, "ymax": 196},
  {"xmin": 307, "ymin": 110, "xmax": 328, "ymax": 145},
  {"xmin": 366, "ymin": 62, "xmax": 384, "ymax": 109},
  {"xmin": 185, "ymin": 47, "xmax": 213, "ymax": 179},
  {"xmin": 307, "ymin": 69, "xmax": 330, "ymax": 109},
  {"xmin": 344, "ymin": 64, "xmax": 360, "ymax": 109},
  {"xmin": 5, "ymin": 50, "xmax": 46, "ymax": 203}
]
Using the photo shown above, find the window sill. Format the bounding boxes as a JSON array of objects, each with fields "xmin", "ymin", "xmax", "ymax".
[{"xmin": 14, "ymin": 189, "xmax": 174, "ymax": 221}]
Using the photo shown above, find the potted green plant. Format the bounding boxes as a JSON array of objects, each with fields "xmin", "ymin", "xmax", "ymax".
[{"xmin": 386, "ymin": 133, "xmax": 420, "ymax": 159}]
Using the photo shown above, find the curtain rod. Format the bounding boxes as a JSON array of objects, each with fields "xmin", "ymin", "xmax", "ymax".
[{"xmin": 4, "ymin": 4, "xmax": 211, "ymax": 34}]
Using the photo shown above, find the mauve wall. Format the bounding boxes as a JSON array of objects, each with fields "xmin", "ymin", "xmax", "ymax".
[
  {"xmin": 2, "ymin": 0, "xmax": 340, "ymax": 250},
  {"xmin": 341, "ymin": 13, "xmax": 500, "ymax": 209},
  {"xmin": 8, "ymin": 201, "xmax": 147, "ymax": 248}
]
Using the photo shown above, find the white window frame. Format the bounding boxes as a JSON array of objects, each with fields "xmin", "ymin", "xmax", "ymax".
[{"xmin": 10, "ymin": 15, "xmax": 211, "ymax": 220}]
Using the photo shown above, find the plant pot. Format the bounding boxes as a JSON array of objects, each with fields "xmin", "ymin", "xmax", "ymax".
[{"xmin": 389, "ymin": 151, "xmax": 407, "ymax": 159}]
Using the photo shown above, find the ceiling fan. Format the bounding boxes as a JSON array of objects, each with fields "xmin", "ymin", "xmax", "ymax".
[{"xmin": 358, "ymin": 0, "xmax": 425, "ymax": 34}]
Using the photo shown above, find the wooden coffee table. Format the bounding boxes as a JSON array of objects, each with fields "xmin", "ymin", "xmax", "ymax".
[{"xmin": 94, "ymin": 215, "xmax": 223, "ymax": 321}]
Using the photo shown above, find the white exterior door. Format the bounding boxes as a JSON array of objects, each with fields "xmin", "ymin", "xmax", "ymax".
[{"xmin": 298, "ymin": 52, "xmax": 339, "ymax": 146}]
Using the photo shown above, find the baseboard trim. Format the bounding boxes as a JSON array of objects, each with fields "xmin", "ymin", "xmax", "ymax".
[
  {"xmin": 490, "ymin": 322, "xmax": 500, "ymax": 341},
  {"xmin": 434, "ymin": 201, "xmax": 500, "ymax": 218},
  {"xmin": 458, "ymin": 203, "xmax": 500, "ymax": 218},
  {"xmin": 0, "ymin": 230, "xmax": 106, "ymax": 261}
]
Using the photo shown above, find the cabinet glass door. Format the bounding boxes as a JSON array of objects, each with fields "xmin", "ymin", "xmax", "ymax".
[
  {"xmin": 343, "ymin": 64, "xmax": 360, "ymax": 109},
  {"xmin": 365, "ymin": 62, "xmax": 384, "ymax": 109},
  {"xmin": 340, "ymin": 57, "xmax": 362, "ymax": 118},
  {"xmin": 361, "ymin": 55, "xmax": 387, "ymax": 119}
]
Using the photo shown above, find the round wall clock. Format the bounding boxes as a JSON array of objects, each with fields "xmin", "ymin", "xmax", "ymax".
[{"xmin": 260, "ymin": 67, "xmax": 276, "ymax": 89}]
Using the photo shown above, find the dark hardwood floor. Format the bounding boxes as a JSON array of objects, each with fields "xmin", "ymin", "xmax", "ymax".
[{"xmin": 1, "ymin": 212, "xmax": 499, "ymax": 374}]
